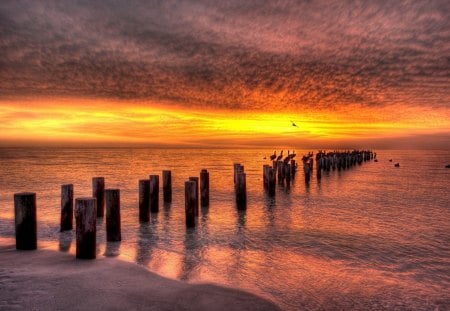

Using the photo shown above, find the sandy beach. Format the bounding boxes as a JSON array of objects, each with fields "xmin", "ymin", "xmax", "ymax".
[{"xmin": 0, "ymin": 245, "xmax": 280, "ymax": 310}]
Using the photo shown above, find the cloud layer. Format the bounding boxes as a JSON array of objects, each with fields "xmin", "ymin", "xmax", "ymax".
[{"xmin": 1, "ymin": 0, "xmax": 449, "ymax": 112}]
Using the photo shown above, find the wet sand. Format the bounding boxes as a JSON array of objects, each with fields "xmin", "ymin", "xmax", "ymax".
[{"xmin": 0, "ymin": 245, "xmax": 280, "ymax": 310}]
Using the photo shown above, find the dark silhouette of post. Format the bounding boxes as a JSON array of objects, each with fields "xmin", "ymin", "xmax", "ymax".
[
  {"xmin": 189, "ymin": 176, "xmax": 199, "ymax": 216},
  {"xmin": 138, "ymin": 179, "xmax": 150, "ymax": 222},
  {"xmin": 60, "ymin": 184, "xmax": 73, "ymax": 231},
  {"xmin": 14, "ymin": 192, "xmax": 37, "ymax": 250},
  {"xmin": 268, "ymin": 168, "xmax": 276, "ymax": 196},
  {"xmin": 235, "ymin": 172, "xmax": 247, "ymax": 210},
  {"xmin": 185, "ymin": 181, "xmax": 196, "ymax": 228},
  {"xmin": 92, "ymin": 177, "xmax": 105, "ymax": 217},
  {"xmin": 149, "ymin": 175, "xmax": 159, "ymax": 213},
  {"xmin": 106, "ymin": 189, "xmax": 121, "ymax": 242},
  {"xmin": 75, "ymin": 198, "xmax": 97, "ymax": 259},
  {"xmin": 200, "ymin": 169, "xmax": 209, "ymax": 207},
  {"xmin": 162, "ymin": 170, "xmax": 172, "ymax": 203}
]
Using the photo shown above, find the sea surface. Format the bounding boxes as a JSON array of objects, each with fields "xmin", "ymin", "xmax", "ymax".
[{"xmin": 0, "ymin": 148, "xmax": 449, "ymax": 310}]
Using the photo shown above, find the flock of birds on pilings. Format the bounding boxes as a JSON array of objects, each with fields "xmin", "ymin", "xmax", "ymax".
[{"xmin": 261, "ymin": 149, "xmax": 377, "ymax": 196}]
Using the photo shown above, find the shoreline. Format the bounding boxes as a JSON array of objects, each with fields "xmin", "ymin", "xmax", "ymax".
[{"xmin": 0, "ymin": 245, "xmax": 280, "ymax": 311}]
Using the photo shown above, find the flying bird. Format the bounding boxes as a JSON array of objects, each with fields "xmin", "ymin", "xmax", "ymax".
[{"xmin": 291, "ymin": 121, "xmax": 298, "ymax": 127}]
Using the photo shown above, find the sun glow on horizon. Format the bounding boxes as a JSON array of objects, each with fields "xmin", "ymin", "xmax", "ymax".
[{"xmin": 0, "ymin": 97, "xmax": 449, "ymax": 147}]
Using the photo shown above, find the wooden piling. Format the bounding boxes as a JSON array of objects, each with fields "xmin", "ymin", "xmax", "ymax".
[
  {"xmin": 189, "ymin": 176, "xmax": 199, "ymax": 216},
  {"xmin": 235, "ymin": 172, "xmax": 247, "ymax": 209},
  {"xmin": 75, "ymin": 198, "xmax": 97, "ymax": 259},
  {"xmin": 92, "ymin": 177, "xmax": 105, "ymax": 217},
  {"xmin": 200, "ymin": 169, "xmax": 209, "ymax": 207},
  {"xmin": 304, "ymin": 162, "xmax": 311, "ymax": 184},
  {"xmin": 105, "ymin": 189, "xmax": 121, "ymax": 242},
  {"xmin": 263, "ymin": 165, "xmax": 270, "ymax": 189},
  {"xmin": 291, "ymin": 160, "xmax": 296, "ymax": 177},
  {"xmin": 149, "ymin": 175, "xmax": 159, "ymax": 213},
  {"xmin": 277, "ymin": 161, "xmax": 284, "ymax": 183},
  {"xmin": 285, "ymin": 163, "xmax": 291, "ymax": 183},
  {"xmin": 60, "ymin": 184, "xmax": 73, "ymax": 232},
  {"xmin": 268, "ymin": 168, "xmax": 276, "ymax": 196},
  {"xmin": 14, "ymin": 192, "xmax": 37, "ymax": 250},
  {"xmin": 185, "ymin": 181, "xmax": 196, "ymax": 228},
  {"xmin": 138, "ymin": 180, "xmax": 150, "ymax": 222},
  {"xmin": 162, "ymin": 170, "xmax": 172, "ymax": 203}
]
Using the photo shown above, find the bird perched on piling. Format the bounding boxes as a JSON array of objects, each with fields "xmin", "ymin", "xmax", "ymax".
[
  {"xmin": 270, "ymin": 151, "xmax": 277, "ymax": 161},
  {"xmin": 276, "ymin": 150, "xmax": 284, "ymax": 161}
]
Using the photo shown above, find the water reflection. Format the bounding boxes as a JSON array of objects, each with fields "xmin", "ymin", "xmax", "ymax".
[
  {"xmin": 136, "ymin": 221, "xmax": 157, "ymax": 266},
  {"xmin": 180, "ymin": 227, "xmax": 201, "ymax": 281}
]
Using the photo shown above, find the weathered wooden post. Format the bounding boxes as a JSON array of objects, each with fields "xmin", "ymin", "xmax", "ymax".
[
  {"xmin": 162, "ymin": 170, "xmax": 172, "ymax": 203},
  {"xmin": 75, "ymin": 198, "xmax": 97, "ymax": 259},
  {"xmin": 60, "ymin": 184, "xmax": 73, "ymax": 231},
  {"xmin": 263, "ymin": 165, "xmax": 270, "ymax": 189},
  {"xmin": 304, "ymin": 161, "xmax": 311, "ymax": 184},
  {"xmin": 277, "ymin": 161, "xmax": 284, "ymax": 183},
  {"xmin": 317, "ymin": 159, "xmax": 322, "ymax": 181},
  {"xmin": 200, "ymin": 169, "xmax": 209, "ymax": 207},
  {"xmin": 105, "ymin": 189, "xmax": 121, "ymax": 242},
  {"xmin": 14, "ymin": 192, "xmax": 37, "ymax": 250},
  {"xmin": 92, "ymin": 177, "xmax": 105, "ymax": 217},
  {"xmin": 189, "ymin": 176, "xmax": 199, "ymax": 216},
  {"xmin": 185, "ymin": 181, "xmax": 196, "ymax": 228},
  {"xmin": 149, "ymin": 175, "xmax": 159, "ymax": 213},
  {"xmin": 235, "ymin": 172, "xmax": 247, "ymax": 210},
  {"xmin": 291, "ymin": 160, "xmax": 296, "ymax": 177},
  {"xmin": 285, "ymin": 163, "xmax": 291, "ymax": 183},
  {"xmin": 138, "ymin": 180, "xmax": 150, "ymax": 222},
  {"xmin": 268, "ymin": 168, "xmax": 276, "ymax": 196}
]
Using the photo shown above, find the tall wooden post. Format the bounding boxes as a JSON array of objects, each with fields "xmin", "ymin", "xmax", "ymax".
[
  {"xmin": 235, "ymin": 172, "xmax": 247, "ymax": 210},
  {"xmin": 268, "ymin": 168, "xmax": 276, "ymax": 196},
  {"xmin": 189, "ymin": 176, "xmax": 199, "ymax": 216},
  {"xmin": 14, "ymin": 192, "xmax": 37, "ymax": 250},
  {"xmin": 138, "ymin": 179, "xmax": 150, "ymax": 222},
  {"xmin": 200, "ymin": 169, "xmax": 209, "ymax": 207},
  {"xmin": 105, "ymin": 189, "xmax": 121, "ymax": 242},
  {"xmin": 60, "ymin": 184, "xmax": 73, "ymax": 231},
  {"xmin": 92, "ymin": 177, "xmax": 105, "ymax": 217},
  {"xmin": 162, "ymin": 170, "xmax": 172, "ymax": 203},
  {"xmin": 149, "ymin": 175, "xmax": 159, "ymax": 213},
  {"xmin": 75, "ymin": 198, "xmax": 97, "ymax": 259},
  {"xmin": 185, "ymin": 181, "xmax": 196, "ymax": 228}
]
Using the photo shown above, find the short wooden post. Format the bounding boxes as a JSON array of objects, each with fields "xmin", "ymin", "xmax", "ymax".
[
  {"xmin": 185, "ymin": 181, "xmax": 196, "ymax": 228},
  {"xmin": 138, "ymin": 180, "xmax": 150, "ymax": 222},
  {"xmin": 200, "ymin": 169, "xmax": 209, "ymax": 207},
  {"xmin": 235, "ymin": 172, "xmax": 247, "ymax": 209},
  {"xmin": 189, "ymin": 176, "xmax": 199, "ymax": 216},
  {"xmin": 14, "ymin": 192, "xmax": 37, "ymax": 250},
  {"xmin": 106, "ymin": 189, "xmax": 121, "ymax": 242},
  {"xmin": 149, "ymin": 175, "xmax": 159, "ymax": 213},
  {"xmin": 304, "ymin": 162, "xmax": 311, "ymax": 184},
  {"xmin": 263, "ymin": 165, "xmax": 270, "ymax": 189},
  {"xmin": 285, "ymin": 163, "xmax": 291, "ymax": 183},
  {"xmin": 268, "ymin": 168, "xmax": 276, "ymax": 196},
  {"xmin": 162, "ymin": 170, "xmax": 172, "ymax": 203},
  {"xmin": 60, "ymin": 184, "xmax": 73, "ymax": 231},
  {"xmin": 92, "ymin": 177, "xmax": 105, "ymax": 217},
  {"xmin": 75, "ymin": 198, "xmax": 97, "ymax": 259}
]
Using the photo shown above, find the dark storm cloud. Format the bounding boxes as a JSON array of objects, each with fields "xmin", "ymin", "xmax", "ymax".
[{"xmin": 0, "ymin": 0, "xmax": 449, "ymax": 110}]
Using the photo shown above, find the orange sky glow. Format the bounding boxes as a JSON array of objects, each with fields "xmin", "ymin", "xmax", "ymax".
[{"xmin": 1, "ymin": 1, "xmax": 449, "ymax": 149}]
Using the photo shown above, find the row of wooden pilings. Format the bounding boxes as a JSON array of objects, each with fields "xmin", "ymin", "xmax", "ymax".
[
  {"xmin": 263, "ymin": 159, "xmax": 297, "ymax": 196},
  {"xmin": 13, "ymin": 169, "xmax": 210, "ymax": 259}
]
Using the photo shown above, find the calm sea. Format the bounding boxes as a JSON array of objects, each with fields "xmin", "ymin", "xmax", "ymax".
[{"xmin": 0, "ymin": 148, "xmax": 449, "ymax": 310}]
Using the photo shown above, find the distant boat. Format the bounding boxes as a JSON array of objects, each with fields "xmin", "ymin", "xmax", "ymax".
[
  {"xmin": 394, "ymin": 163, "xmax": 400, "ymax": 167},
  {"xmin": 446, "ymin": 164, "xmax": 450, "ymax": 168}
]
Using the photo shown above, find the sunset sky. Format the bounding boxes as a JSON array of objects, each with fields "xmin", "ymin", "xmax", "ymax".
[{"xmin": 1, "ymin": 1, "xmax": 449, "ymax": 148}]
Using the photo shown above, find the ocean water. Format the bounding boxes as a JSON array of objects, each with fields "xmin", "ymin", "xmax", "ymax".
[{"xmin": 0, "ymin": 148, "xmax": 449, "ymax": 310}]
